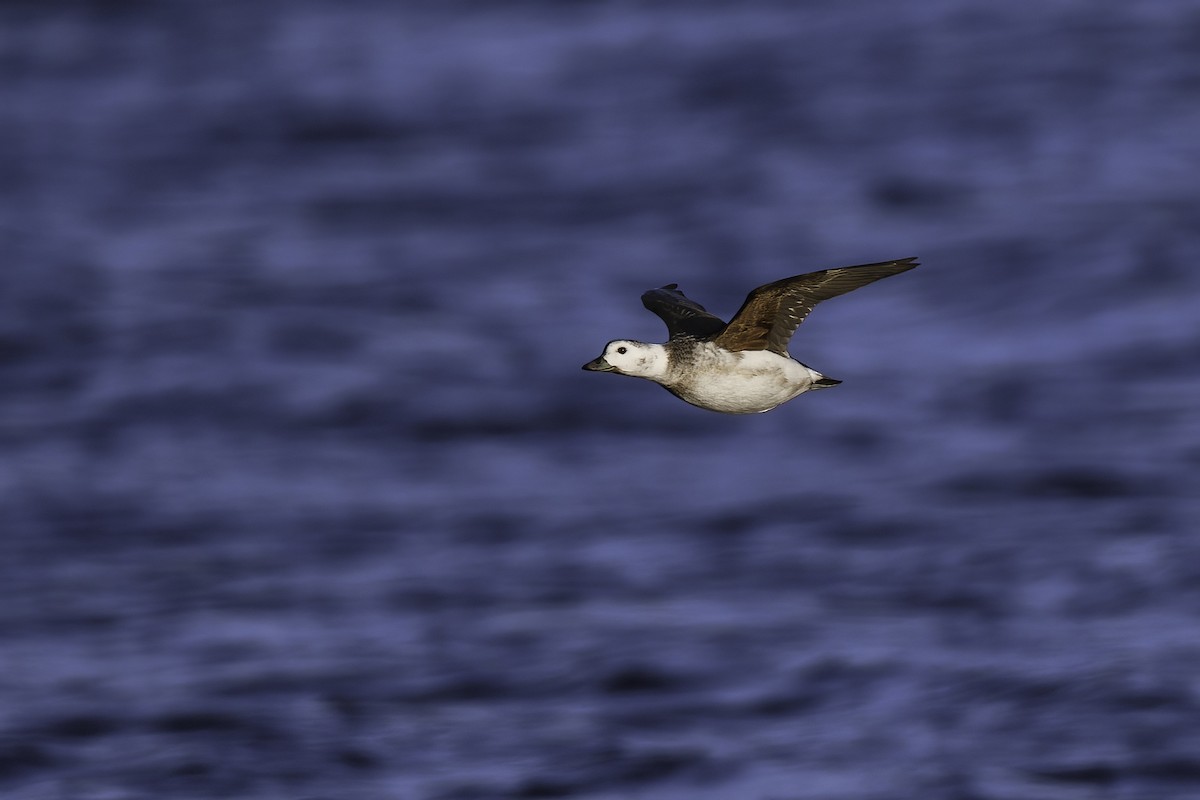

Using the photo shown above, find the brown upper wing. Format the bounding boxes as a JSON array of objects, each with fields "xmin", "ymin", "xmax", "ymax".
[{"xmin": 711, "ymin": 257, "xmax": 918, "ymax": 355}]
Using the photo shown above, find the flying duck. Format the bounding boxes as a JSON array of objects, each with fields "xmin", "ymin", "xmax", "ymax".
[{"xmin": 582, "ymin": 257, "xmax": 918, "ymax": 414}]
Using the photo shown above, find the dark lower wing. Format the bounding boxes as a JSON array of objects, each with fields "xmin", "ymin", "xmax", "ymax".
[{"xmin": 641, "ymin": 284, "xmax": 728, "ymax": 340}]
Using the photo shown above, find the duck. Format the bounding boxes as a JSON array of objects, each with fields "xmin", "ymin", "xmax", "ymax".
[{"xmin": 582, "ymin": 257, "xmax": 918, "ymax": 413}]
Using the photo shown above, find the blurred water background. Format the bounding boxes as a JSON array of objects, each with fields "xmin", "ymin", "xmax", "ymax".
[{"xmin": 3, "ymin": 2, "xmax": 1200, "ymax": 798}]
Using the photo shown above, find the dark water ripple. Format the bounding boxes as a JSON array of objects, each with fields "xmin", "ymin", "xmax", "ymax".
[{"xmin": 3, "ymin": 1, "xmax": 1200, "ymax": 799}]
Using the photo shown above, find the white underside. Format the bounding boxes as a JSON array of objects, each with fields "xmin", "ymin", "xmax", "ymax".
[{"xmin": 664, "ymin": 347, "xmax": 824, "ymax": 414}]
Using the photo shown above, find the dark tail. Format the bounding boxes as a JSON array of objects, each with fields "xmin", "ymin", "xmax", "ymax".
[{"xmin": 812, "ymin": 376, "xmax": 842, "ymax": 389}]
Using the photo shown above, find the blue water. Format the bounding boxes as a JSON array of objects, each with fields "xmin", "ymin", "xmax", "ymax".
[{"xmin": 3, "ymin": 2, "xmax": 1199, "ymax": 798}]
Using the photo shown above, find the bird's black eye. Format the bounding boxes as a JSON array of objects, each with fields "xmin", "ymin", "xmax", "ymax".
[{"xmin": 617, "ymin": 346, "xmax": 628, "ymax": 354}]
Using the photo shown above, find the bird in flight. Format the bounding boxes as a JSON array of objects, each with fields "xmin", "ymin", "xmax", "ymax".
[{"xmin": 582, "ymin": 257, "xmax": 918, "ymax": 414}]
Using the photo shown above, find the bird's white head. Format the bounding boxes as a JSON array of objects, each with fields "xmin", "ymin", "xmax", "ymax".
[{"xmin": 582, "ymin": 340, "xmax": 668, "ymax": 381}]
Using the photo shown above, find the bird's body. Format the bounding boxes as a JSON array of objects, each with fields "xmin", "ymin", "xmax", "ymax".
[
  {"xmin": 662, "ymin": 342, "xmax": 828, "ymax": 414},
  {"xmin": 583, "ymin": 257, "xmax": 918, "ymax": 414}
]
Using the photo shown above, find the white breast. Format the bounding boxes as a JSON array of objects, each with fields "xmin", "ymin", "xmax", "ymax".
[{"xmin": 666, "ymin": 346, "xmax": 818, "ymax": 414}]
